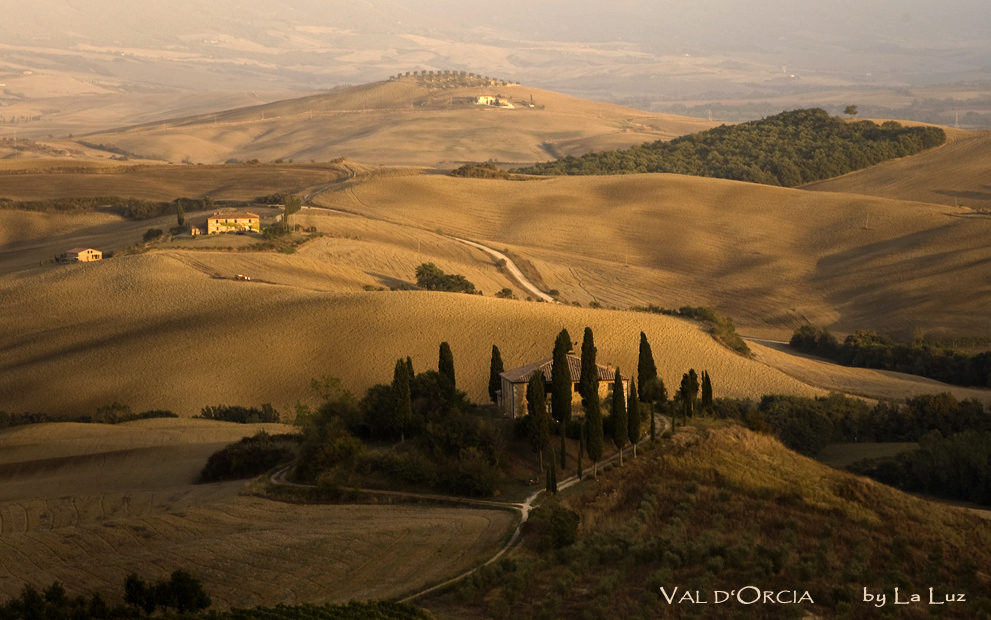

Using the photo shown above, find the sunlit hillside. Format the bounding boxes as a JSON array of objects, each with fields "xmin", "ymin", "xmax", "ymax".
[{"xmin": 76, "ymin": 80, "xmax": 718, "ymax": 166}]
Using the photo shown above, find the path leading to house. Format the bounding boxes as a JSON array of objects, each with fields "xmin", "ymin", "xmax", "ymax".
[{"xmin": 268, "ymin": 413, "xmax": 670, "ymax": 604}]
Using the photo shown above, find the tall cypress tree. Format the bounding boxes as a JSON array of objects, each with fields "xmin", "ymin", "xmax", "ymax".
[
  {"xmin": 488, "ymin": 345, "xmax": 504, "ymax": 405},
  {"xmin": 637, "ymin": 332, "xmax": 658, "ymax": 401},
  {"xmin": 585, "ymin": 394, "xmax": 603, "ymax": 479},
  {"xmin": 687, "ymin": 369, "xmax": 700, "ymax": 417},
  {"xmin": 526, "ymin": 371, "xmax": 549, "ymax": 472},
  {"xmin": 176, "ymin": 199, "xmax": 186, "ymax": 228},
  {"xmin": 438, "ymin": 341, "xmax": 456, "ymax": 389},
  {"xmin": 611, "ymin": 368, "xmax": 627, "ymax": 466},
  {"xmin": 627, "ymin": 376, "xmax": 641, "ymax": 458},
  {"xmin": 577, "ymin": 422, "xmax": 584, "ymax": 480},
  {"xmin": 392, "ymin": 358, "xmax": 412, "ymax": 443},
  {"xmin": 551, "ymin": 328, "xmax": 573, "ymax": 470},
  {"xmin": 578, "ymin": 327, "xmax": 598, "ymax": 406},
  {"xmin": 701, "ymin": 370, "xmax": 713, "ymax": 416},
  {"xmin": 405, "ymin": 356, "xmax": 414, "ymax": 381},
  {"xmin": 546, "ymin": 445, "xmax": 558, "ymax": 493}
]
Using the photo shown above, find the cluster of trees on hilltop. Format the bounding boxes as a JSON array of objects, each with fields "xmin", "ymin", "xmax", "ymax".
[
  {"xmin": 415, "ymin": 263, "xmax": 478, "ymax": 294},
  {"xmin": 514, "ymin": 108, "xmax": 946, "ymax": 186},
  {"xmin": 791, "ymin": 325, "xmax": 991, "ymax": 388}
]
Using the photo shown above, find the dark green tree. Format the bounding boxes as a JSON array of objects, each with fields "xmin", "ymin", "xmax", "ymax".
[
  {"xmin": 176, "ymin": 199, "xmax": 185, "ymax": 228},
  {"xmin": 585, "ymin": 394, "xmax": 603, "ymax": 479},
  {"xmin": 546, "ymin": 445, "xmax": 558, "ymax": 493},
  {"xmin": 283, "ymin": 195, "xmax": 302, "ymax": 232},
  {"xmin": 392, "ymin": 358, "xmax": 413, "ymax": 443},
  {"xmin": 578, "ymin": 327, "xmax": 598, "ymax": 405},
  {"xmin": 611, "ymin": 368, "xmax": 627, "ymax": 466},
  {"xmin": 551, "ymin": 328, "xmax": 573, "ymax": 470},
  {"xmin": 488, "ymin": 345, "xmax": 504, "ymax": 404},
  {"xmin": 162, "ymin": 570, "xmax": 211, "ymax": 614},
  {"xmin": 701, "ymin": 370, "xmax": 713, "ymax": 416},
  {"xmin": 687, "ymin": 369, "xmax": 700, "ymax": 417},
  {"xmin": 627, "ymin": 375, "xmax": 641, "ymax": 458},
  {"xmin": 526, "ymin": 371, "xmax": 550, "ymax": 472},
  {"xmin": 124, "ymin": 573, "xmax": 156, "ymax": 616},
  {"xmin": 577, "ymin": 422, "xmax": 584, "ymax": 480},
  {"xmin": 844, "ymin": 105, "xmax": 859, "ymax": 118},
  {"xmin": 438, "ymin": 341, "xmax": 456, "ymax": 390},
  {"xmin": 405, "ymin": 356, "xmax": 414, "ymax": 380}
]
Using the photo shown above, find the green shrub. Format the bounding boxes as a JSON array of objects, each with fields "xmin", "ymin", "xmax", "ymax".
[{"xmin": 198, "ymin": 431, "xmax": 298, "ymax": 483}]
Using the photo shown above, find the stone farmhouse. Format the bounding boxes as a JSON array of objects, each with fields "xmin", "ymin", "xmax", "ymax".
[
  {"xmin": 207, "ymin": 211, "xmax": 260, "ymax": 234},
  {"xmin": 58, "ymin": 248, "xmax": 102, "ymax": 262},
  {"xmin": 498, "ymin": 353, "xmax": 629, "ymax": 418}
]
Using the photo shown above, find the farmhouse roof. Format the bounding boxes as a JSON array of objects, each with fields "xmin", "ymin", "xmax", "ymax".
[
  {"xmin": 500, "ymin": 353, "xmax": 625, "ymax": 384},
  {"xmin": 65, "ymin": 248, "xmax": 94, "ymax": 253},
  {"xmin": 208, "ymin": 212, "xmax": 259, "ymax": 220}
]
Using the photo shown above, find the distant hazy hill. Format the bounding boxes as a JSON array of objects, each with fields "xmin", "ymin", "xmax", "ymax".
[
  {"xmin": 516, "ymin": 109, "xmax": 947, "ymax": 186},
  {"xmin": 78, "ymin": 80, "xmax": 717, "ymax": 166}
]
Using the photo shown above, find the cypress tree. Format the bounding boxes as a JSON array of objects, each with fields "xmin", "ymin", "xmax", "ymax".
[
  {"xmin": 392, "ymin": 358, "xmax": 412, "ymax": 443},
  {"xmin": 637, "ymin": 331, "xmax": 657, "ymax": 401},
  {"xmin": 552, "ymin": 328, "xmax": 573, "ymax": 470},
  {"xmin": 701, "ymin": 370, "xmax": 713, "ymax": 416},
  {"xmin": 405, "ymin": 356, "xmax": 414, "ymax": 381},
  {"xmin": 578, "ymin": 327, "xmax": 598, "ymax": 406},
  {"xmin": 488, "ymin": 345, "xmax": 504, "ymax": 405},
  {"xmin": 176, "ymin": 199, "xmax": 185, "ymax": 228},
  {"xmin": 687, "ymin": 369, "xmax": 700, "ymax": 417},
  {"xmin": 438, "ymin": 341, "xmax": 456, "ymax": 389},
  {"xmin": 611, "ymin": 368, "xmax": 627, "ymax": 466},
  {"xmin": 547, "ymin": 446, "xmax": 558, "ymax": 493},
  {"xmin": 577, "ymin": 422, "xmax": 584, "ymax": 480},
  {"xmin": 585, "ymin": 394, "xmax": 603, "ymax": 479},
  {"xmin": 627, "ymin": 376, "xmax": 641, "ymax": 458},
  {"xmin": 526, "ymin": 371, "xmax": 549, "ymax": 472}
]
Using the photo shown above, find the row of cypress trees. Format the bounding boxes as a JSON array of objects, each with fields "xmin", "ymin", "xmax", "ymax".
[{"xmin": 490, "ymin": 328, "xmax": 708, "ymax": 481}]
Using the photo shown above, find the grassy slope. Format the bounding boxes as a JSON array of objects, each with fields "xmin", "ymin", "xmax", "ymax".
[
  {"xmin": 0, "ymin": 419, "xmax": 513, "ymax": 607},
  {"xmin": 321, "ymin": 171, "xmax": 991, "ymax": 340},
  {"xmin": 0, "ymin": 251, "xmax": 824, "ymax": 417},
  {"xmin": 804, "ymin": 129, "xmax": 991, "ymax": 212},
  {"xmin": 425, "ymin": 424, "xmax": 991, "ymax": 620},
  {"xmin": 78, "ymin": 81, "xmax": 717, "ymax": 166}
]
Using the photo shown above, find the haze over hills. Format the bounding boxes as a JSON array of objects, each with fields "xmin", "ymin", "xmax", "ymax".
[{"xmin": 74, "ymin": 80, "xmax": 717, "ymax": 166}]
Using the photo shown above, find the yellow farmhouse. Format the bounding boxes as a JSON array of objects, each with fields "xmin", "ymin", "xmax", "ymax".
[
  {"xmin": 207, "ymin": 211, "xmax": 260, "ymax": 234},
  {"xmin": 58, "ymin": 248, "xmax": 102, "ymax": 262}
]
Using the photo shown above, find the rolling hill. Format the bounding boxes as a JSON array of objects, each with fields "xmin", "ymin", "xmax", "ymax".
[
  {"xmin": 804, "ymin": 129, "xmax": 991, "ymax": 212},
  {"xmin": 74, "ymin": 80, "xmax": 718, "ymax": 167},
  {"xmin": 316, "ymin": 170, "xmax": 991, "ymax": 341}
]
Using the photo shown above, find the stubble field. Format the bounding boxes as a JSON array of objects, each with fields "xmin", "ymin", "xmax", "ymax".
[{"xmin": 0, "ymin": 419, "xmax": 514, "ymax": 607}]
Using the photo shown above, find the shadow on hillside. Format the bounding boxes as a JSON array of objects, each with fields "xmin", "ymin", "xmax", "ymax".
[
  {"xmin": 367, "ymin": 272, "xmax": 415, "ymax": 290},
  {"xmin": 932, "ymin": 188, "xmax": 991, "ymax": 202}
]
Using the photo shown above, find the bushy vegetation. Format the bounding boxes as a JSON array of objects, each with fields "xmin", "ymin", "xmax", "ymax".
[
  {"xmin": 631, "ymin": 305, "xmax": 750, "ymax": 356},
  {"xmin": 0, "ymin": 195, "xmax": 217, "ymax": 221},
  {"xmin": 515, "ymin": 108, "xmax": 946, "ymax": 186},
  {"xmin": 198, "ymin": 404, "xmax": 281, "ymax": 424},
  {"xmin": 791, "ymin": 325, "xmax": 991, "ymax": 388},
  {"xmin": 415, "ymin": 263, "xmax": 478, "ymax": 294},
  {"xmin": 293, "ymin": 359, "xmax": 504, "ymax": 497},
  {"xmin": 0, "ymin": 405, "xmax": 177, "ymax": 428},
  {"xmin": 449, "ymin": 162, "xmax": 511, "ymax": 179},
  {"xmin": 850, "ymin": 431, "xmax": 991, "ymax": 506},
  {"xmin": 0, "ymin": 571, "xmax": 210, "ymax": 620},
  {"xmin": 711, "ymin": 392, "xmax": 990, "ymax": 457},
  {"xmin": 0, "ymin": 576, "xmax": 426, "ymax": 620},
  {"xmin": 525, "ymin": 501, "xmax": 581, "ymax": 551},
  {"xmin": 198, "ymin": 431, "xmax": 299, "ymax": 483},
  {"xmin": 447, "ymin": 426, "xmax": 991, "ymax": 620},
  {"xmin": 75, "ymin": 141, "xmax": 148, "ymax": 160}
]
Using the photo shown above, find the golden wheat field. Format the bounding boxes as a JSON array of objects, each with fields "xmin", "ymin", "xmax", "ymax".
[
  {"xmin": 79, "ymin": 81, "xmax": 717, "ymax": 166},
  {"xmin": 804, "ymin": 129, "xmax": 991, "ymax": 212},
  {"xmin": 0, "ymin": 163, "xmax": 346, "ymax": 202},
  {"xmin": 0, "ymin": 249, "xmax": 833, "ymax": 417},
  {"xmin": 316, "ymin": 170, "xmax": 991, "ymax": 340},
  {"xmin": 0, "ymin": 419, "xmax": 514, "ymax": 607}
]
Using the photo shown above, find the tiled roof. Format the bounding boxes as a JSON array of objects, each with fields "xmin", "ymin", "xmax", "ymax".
[
  {"xmin": 500, "ymin": 353, "xmax": 626, "ymax": 384},
  {"xmin": 65, "ymin": 248, "xmax": 95, "ymax": 253},
  {"xmin": 208, "ymin": 212, "xmax": 259, "ymax": 220}
]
